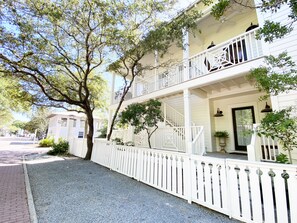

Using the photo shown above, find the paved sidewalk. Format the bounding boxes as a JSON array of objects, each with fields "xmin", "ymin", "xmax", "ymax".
[
  {"xmin": 0, "ymin": 139, "xmax": 48, "ymax": 223},
  {"xmin": 0, "ymin": 165, "xmax": 30, "ymax": 223}
]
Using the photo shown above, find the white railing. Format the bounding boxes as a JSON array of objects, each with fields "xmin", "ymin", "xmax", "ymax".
[
  {"xmin": 69, "ymin": 140, "xmax": 297, "ymax": 223},
  {"xmin": 154, "ymin": 127, "xmax": 186, "ymax": 152},
  {"xmin": 116, "ymin": 125, "xmax": 204, "ymax": 154},
  {"xmin": 260, "ymin": 135, "xmax": 280, "ymax": 162},
  {"xmin": 247, "ymin": 124, "xmax": 281, "ymax": 162},
  {"xmin": 192, "ymin": 126, "xmax": 205, "ymax": 155},
  {"xmin": 189, "ymin": 28, "xmax": 262, "ymax": 78},
  {"xmin": 114, "ymin": 28, "xmax": 263, "ymax": 102},
  {"xmin": 162, "ymin": 103, "xmax": 185, "ymax": 127}
]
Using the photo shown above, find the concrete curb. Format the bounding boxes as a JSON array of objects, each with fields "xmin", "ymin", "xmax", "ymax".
[{"xmin": 23, "ymin": 155, "xmax": 38, "ymax": 223}]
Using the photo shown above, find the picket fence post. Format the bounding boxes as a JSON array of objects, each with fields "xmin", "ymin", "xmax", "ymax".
[
  {"xmin": 184, "ymin": 155, "xmax": 192, "ymax": 204},
  {"xmin": 109, "ymin": 143, "xmax": 116, "ymax": 170},
  {"xmin": 225, "ymin": 159, "xmax": 233, "ymax": 219},
  {"xmin": 136, "ymin": 148, "xmax": 143, "ymax": 181}
]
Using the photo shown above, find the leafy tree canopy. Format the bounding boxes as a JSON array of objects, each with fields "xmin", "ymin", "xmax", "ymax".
[
  {"xmin": 119, "ymin": 99, "xmax": 163, "ymax": 148},
  {"xmin": 24, "ymin": 107, "xmax": 50, "ymax": 139},
  {"xmin": 203, "ymin": 0, "xmax": 297, "ymax": 42},
  {"xmin": 247, "ymin": 52, "xmax": 297, "ymax": 100},
  {"xmin": 0, "ymin": 0, "xmax": 196, "ymax": 158}
]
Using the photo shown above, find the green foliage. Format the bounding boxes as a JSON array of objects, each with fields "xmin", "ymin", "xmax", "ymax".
[
  {"xmin": 276, "ymin": 153, "xmax": 290, "ymax": 164},
  {"xmin": 206, "ymin": 0, "xmax": 296, "ymax": 42},
  {"xmin": 10, "ymin": 120, "xmax": 27, "ymax": 134},
  {"xmin": 98, "ymin": 125, "xmax": 107, "ymax": 138},
  {"xmin": 248, "ymin": 52, "xmax": 297, "ymax": 100},
  {"xmin": 24, "ymin": 107, "xmax": 50, "ymax": 139},
  {"xmin": 47, "ymin": 138, "xmax": 69, "ymax": 155},
  {"xmin": 214, "ymin": 131, "xmax": 229, "ymax": 138},
  {"xmin": 119, "ymin": 99, "xmax": 163, "ymax": 148},
  {"xmin": 257, "ymin": 20, "xmax": 293, "ymax": 43},
  {"xmin": 209, "ymin": 0, "xmax": 230, "ymax": 19},
  {"xmin": 0, "ymin": 75, "xmax": 31, "ymax": 126},
  {"xmin": 112, "ymin": 138, "xmax": 124, "ymax": 145},
  {"xmin": 257, "ymin": 108, "xmax": 297, "ymax": 163},
  {"xmin": 0, "ymin": 75, "xmax": 32, "ymax": 113},
  {"xmin": 39, "ymin": 137, "xmax": 54, "ymax": 147}
]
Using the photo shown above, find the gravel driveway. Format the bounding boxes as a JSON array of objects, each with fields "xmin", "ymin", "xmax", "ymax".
[{"xmin": 27, "ymin": 156, "xmax": 240, "ymax": 223}]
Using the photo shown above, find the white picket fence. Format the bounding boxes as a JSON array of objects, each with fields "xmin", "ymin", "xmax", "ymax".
[{"xmin": 70, "ymin": 139, "xmax": 297, "ymax": 223}]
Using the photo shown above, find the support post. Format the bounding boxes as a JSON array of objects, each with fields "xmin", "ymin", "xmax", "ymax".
[
  {"xmin": 182, "ymin": 29, "xmax": 190, "ymax": 81},
  {"xmin": 154, "ymin": 50, "xmax": 159, "ymax": 91},
  {"xmin": 183, "ymin": 89, "xmax": 193, "ymax": 154}
]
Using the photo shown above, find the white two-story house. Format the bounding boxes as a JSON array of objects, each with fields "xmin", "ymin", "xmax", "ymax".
[{"xmin": 108, "ymin": 0, "xmax": 297, "ymax": 162}]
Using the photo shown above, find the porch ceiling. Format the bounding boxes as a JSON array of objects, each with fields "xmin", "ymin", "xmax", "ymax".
[{"xmin": 197, "ymin": 75, "xmax": 254, "ymax": 95}]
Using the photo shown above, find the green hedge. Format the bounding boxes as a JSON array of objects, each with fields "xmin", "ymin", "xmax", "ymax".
[{"xmin": 47, "ymin": 138, "xmax": 69, "ymax": 155}]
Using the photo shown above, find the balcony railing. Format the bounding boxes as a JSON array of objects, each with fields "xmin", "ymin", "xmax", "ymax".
[{"xmin": 113, "ymin": 28, "xmax": 263, "ymax": 103}]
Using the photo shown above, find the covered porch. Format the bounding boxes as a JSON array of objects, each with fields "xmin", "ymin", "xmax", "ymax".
[{"xmin": 111, "ymin": 73, "xmax": 274, "ymax": 160}]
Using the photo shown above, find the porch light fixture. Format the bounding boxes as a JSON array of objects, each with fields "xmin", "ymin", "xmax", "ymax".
[
  {"xmin": 261, "ymin": 102, "xmax": 272, "ymax": 113},
  {"xmin": 214, "ymin": 108, "xmax": 223, "ymax": 117},
  {"xmin": 246, "ymin": 23, "xmax": 259, "ymax": 32},
  {"xmin": 207, "ymin": 41, "xmax": 216, "ymax": 49}
]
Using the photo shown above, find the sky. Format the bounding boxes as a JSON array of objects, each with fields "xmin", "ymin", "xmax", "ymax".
[{"xmin": 12, "ymin": 0, "xmax": 196, "ymax": 122}]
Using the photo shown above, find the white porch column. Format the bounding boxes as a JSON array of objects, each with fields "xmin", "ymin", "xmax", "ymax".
[
  {"xmin": 183, "ymin": 89, "xmax": 193, "ymax": 154},
  {"xmin": 182, "ymin": 29, "xmax": 190, "ymax": 81}
]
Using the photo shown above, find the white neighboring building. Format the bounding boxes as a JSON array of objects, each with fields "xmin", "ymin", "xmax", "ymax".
[{"xmin": 47, "ymin": 111, "xmax": 103, "ymax": 142}]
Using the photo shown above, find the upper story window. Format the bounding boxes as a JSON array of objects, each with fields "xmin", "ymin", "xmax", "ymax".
[
  {"xmin": 61, "ymin": 118, "xmax": 67, "ymax": 127},
  {"xmin": 73, "ymin": 119, "xmax": 77, "ymax": 127},
  {"xmin": 80, "ymin": 120, "xmax": 85, "ymax": 128}
]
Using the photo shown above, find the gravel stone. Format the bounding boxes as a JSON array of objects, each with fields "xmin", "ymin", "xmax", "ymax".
[{"xmin": 27, "ymin": 156, "xmax": 240, "ymax": 223}]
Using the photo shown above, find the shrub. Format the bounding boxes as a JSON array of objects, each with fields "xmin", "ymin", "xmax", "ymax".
[
  {"xmin": 47, "ymin": 138, "xmax": 69, "ymax": 155},
  {"xmin": 112, "ymin": 137, "xmax": 124, "ymax": 145},
  {"xmin": 39, "ymin": 137, "xmax": 54, "ymax": 147},
  {"xmin": 276, "ymin": 153, "xmax": 290, "ymax": 164},
  {"xmin": 214, "ymin": 131, "xmax": 229, "ymax": 138},
  {"xmin": 125, "ymin": 141, "xmax": 135, "ymax": 146}
]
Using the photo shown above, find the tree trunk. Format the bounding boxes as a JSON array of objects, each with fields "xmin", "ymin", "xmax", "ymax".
[
  {"xmin": 147, "ymin": 129, "xmax": 152, "ymax": 149},
  {"xmin": 107, "ymin": 78, "xmax": 134, "ymax": 141},
  {"xmin": 84, "ymin": 110, "xmax": 94, "ymax": 160},
  {"xmin": 288, "ymin": 149, "xmax": 292, "ymax": 164}
]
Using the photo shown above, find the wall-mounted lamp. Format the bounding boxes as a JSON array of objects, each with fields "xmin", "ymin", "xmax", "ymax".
[
  {"xmin": 207, "ymin": 41, "xmax": 216, "ymax": 49},
  {"xmin": 261, "ymin": 102, "xmax": 272, "ymax": 113},
  {"xmin": 214, "ymin": 108, "xmax": 223, "ymax": 117}
]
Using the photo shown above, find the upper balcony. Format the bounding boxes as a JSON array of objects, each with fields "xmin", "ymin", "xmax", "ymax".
[
  {"xmin": 112, "ymin": 27, "xmax": 263, "ymax": 104},
  {"xmin": 111, "ymin": 2, "xmax": 263, "ymax": 105}
]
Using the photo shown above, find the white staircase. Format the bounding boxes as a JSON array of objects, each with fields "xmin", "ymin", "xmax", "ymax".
[{"xmin": 158, "ymin": 102, "xmax": 205, "ymax": 154}]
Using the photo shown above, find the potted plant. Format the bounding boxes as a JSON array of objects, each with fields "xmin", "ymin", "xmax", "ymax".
[{"xmin": 214, "ymin": 131, "xmax": 229, "ymax": 153}]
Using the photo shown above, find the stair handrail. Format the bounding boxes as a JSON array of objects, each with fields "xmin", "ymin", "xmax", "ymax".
[
  {"xmin": 163, "ymin": 102, "xmax": 196, "ymax": 127},
  {"xmin": 192, "ymin": 126, "xmax": 205, "ymax": 155}
]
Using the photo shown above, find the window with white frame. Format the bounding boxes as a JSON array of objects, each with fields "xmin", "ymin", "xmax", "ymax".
[
  {"xmin": 61, "ymin": 118, "xmax": 67, "ymax": 127},
  {"xmin": 80, "ymin": 120, "xmax": 85, "ymax": 128}
]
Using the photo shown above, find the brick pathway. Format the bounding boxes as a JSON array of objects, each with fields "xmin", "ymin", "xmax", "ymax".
[
  {"xmin": 0, "ymin": 165, "xmax": 30, "ymax": 223},
  {"xmin": 0, "ymin": 140, "xmax": 44, "ymax": 223}
]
